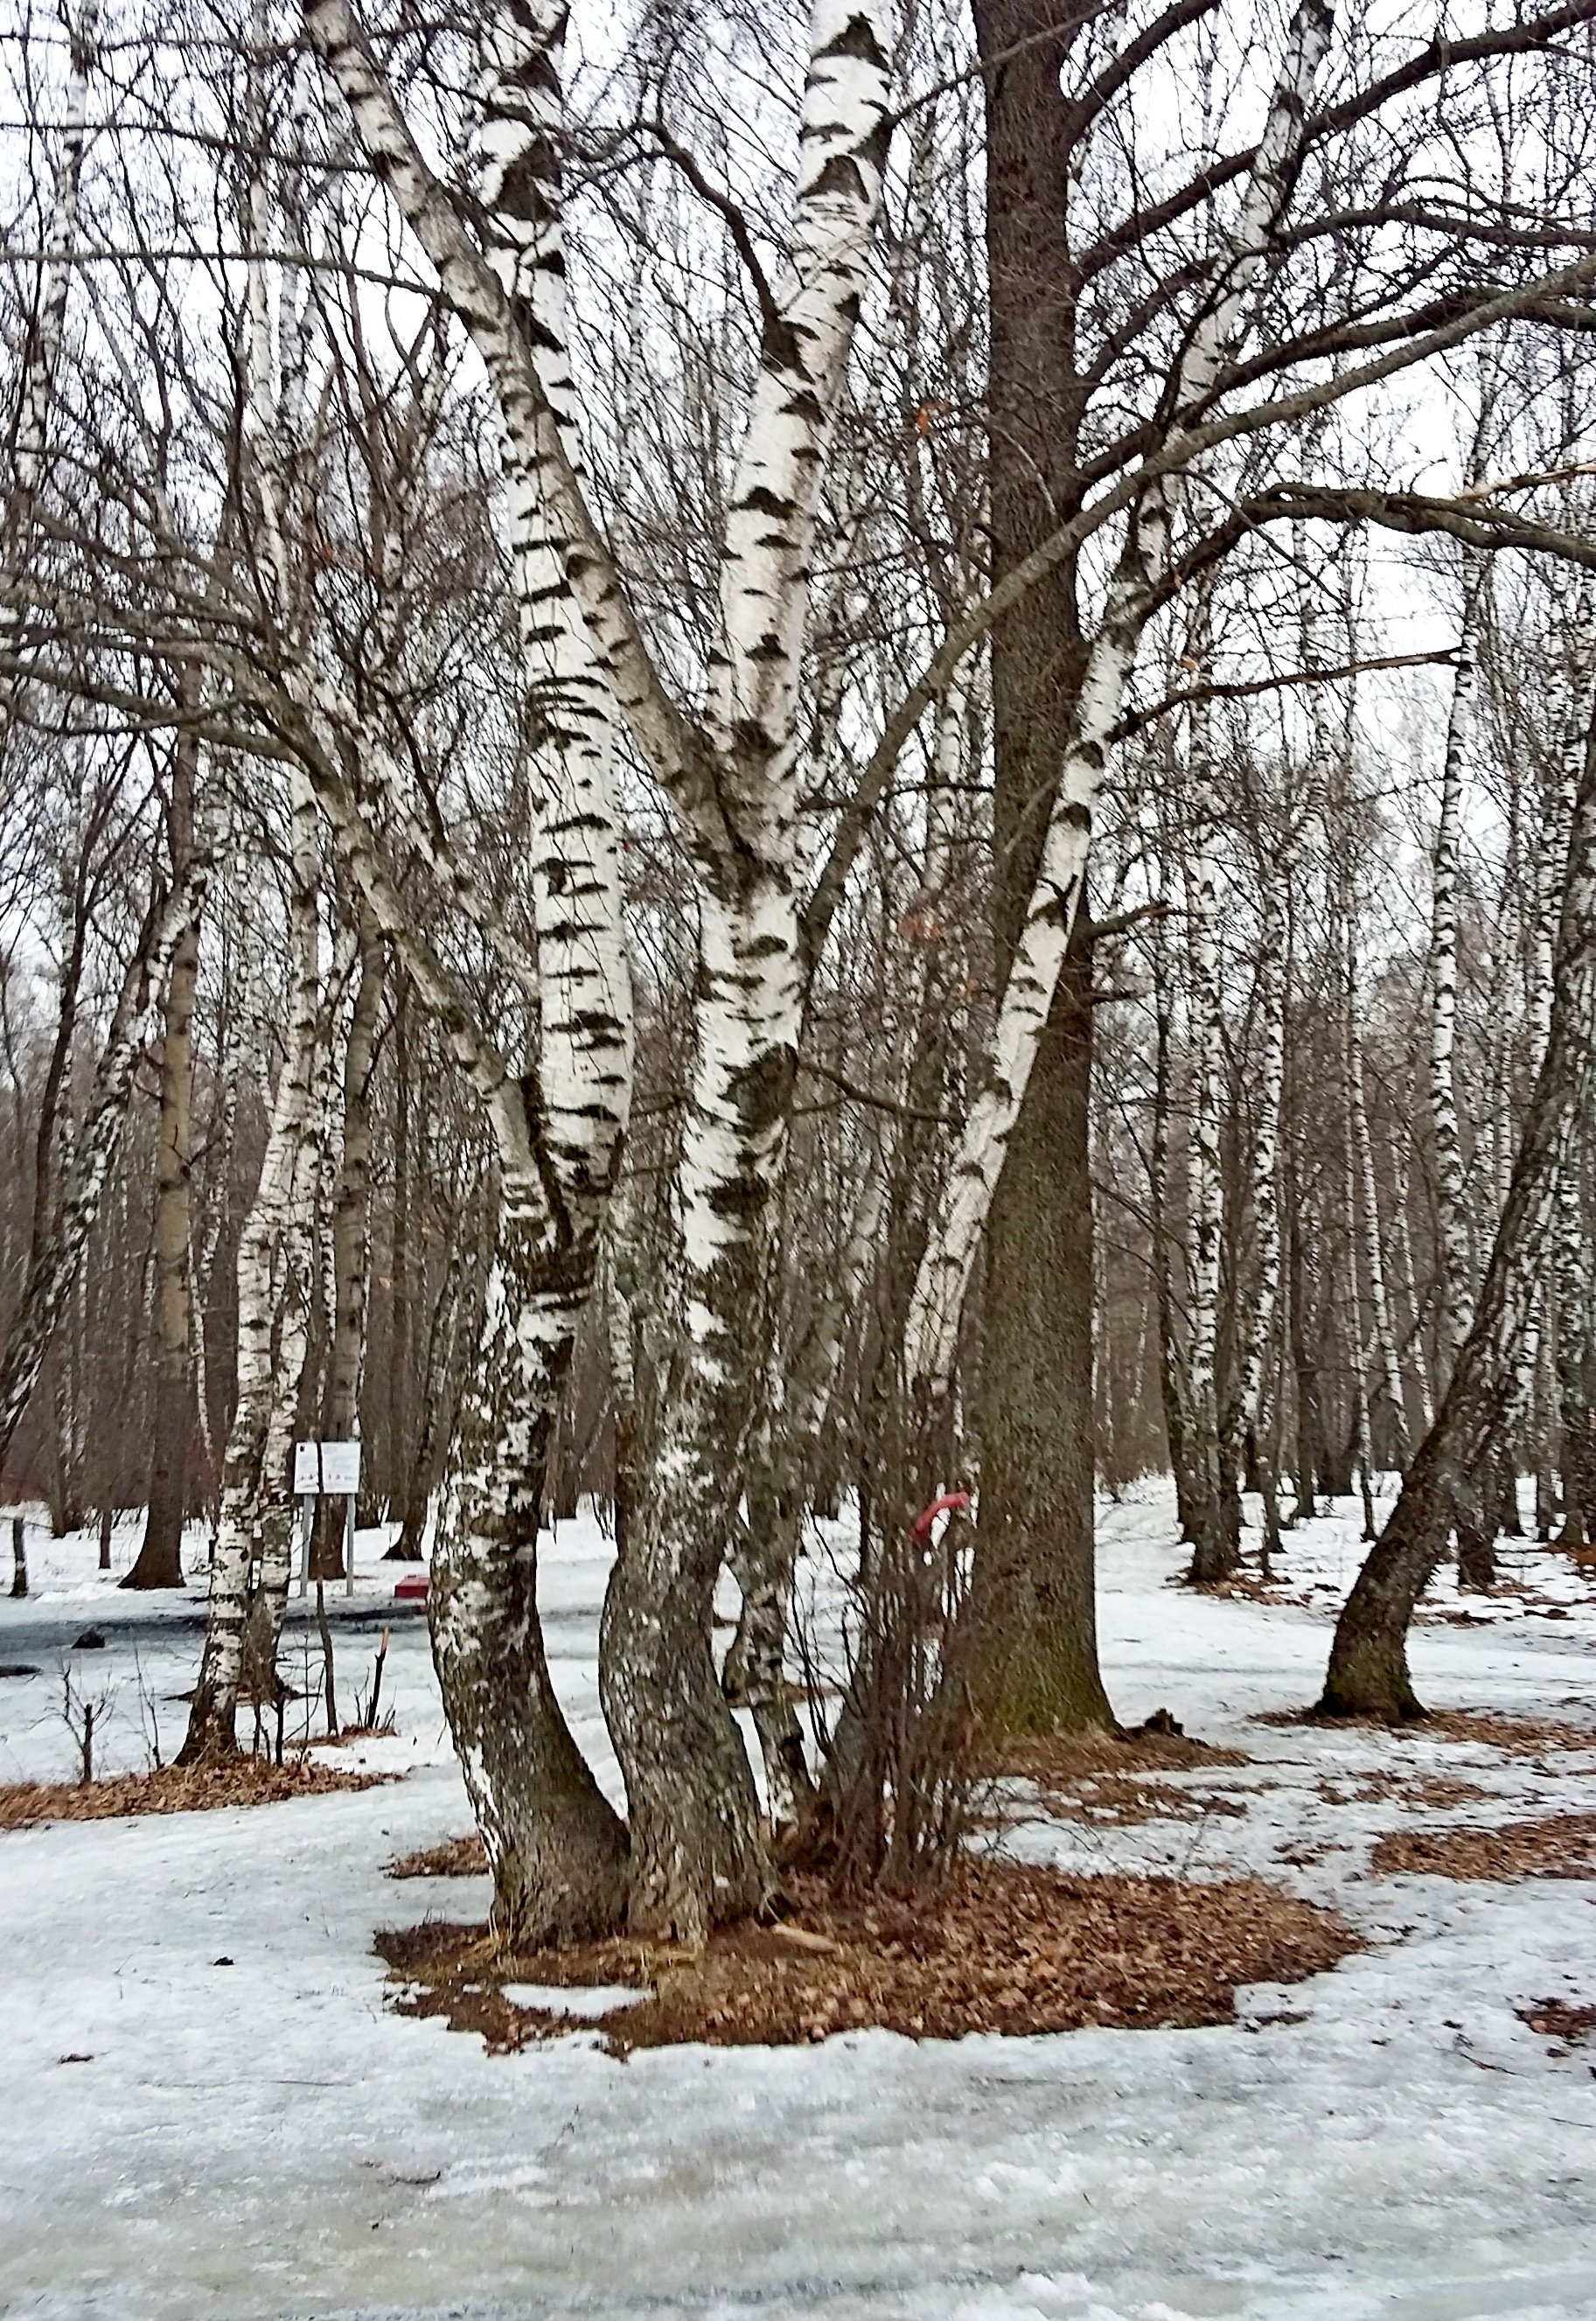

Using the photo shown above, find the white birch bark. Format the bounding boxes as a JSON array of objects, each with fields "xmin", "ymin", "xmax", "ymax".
[
  {"xmin": 1230, "ymin": 854, "xmax": 1289, "ymax": 1525},
  {"xmin": 1428, "ymin": 556, "xmax": 1484, "ymax": 1371},
  {"xmin": 1181, "ymin": 671, "xmax": 1232, "ymax": 1579},
  {"xmin": 1346, "ymin": 905, "xmax": 1409, "ymax": 1468},
  {"xmin": 598, "ymin": 0, "xmax": 898, "ymax": 1939},
  {"xmin": 181, "ymin": 764, "xmax": 324, "ymax": 1759},
  {"xmin": 903, "ymin": 0, "xmax": 1334, "ymax": 1397}
]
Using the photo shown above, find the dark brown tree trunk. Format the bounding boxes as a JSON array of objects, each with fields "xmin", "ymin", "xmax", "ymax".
[
  {"xmin": 125, "ymin": 735, "xmax": 201, "ymax": 1590},
  {"xmin": 970, "ymin": 0, "xmax": 1112, "ymax": 1736}
]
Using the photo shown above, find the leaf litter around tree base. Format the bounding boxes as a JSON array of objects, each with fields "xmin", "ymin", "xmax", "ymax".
[
  {"xmin": 0, "ymin": 1755, "xmax": 392, "ymax": 1830},
  {"xmin": 377, "ymin": 1856, "xmax": 1358, "ymax": 2054}
]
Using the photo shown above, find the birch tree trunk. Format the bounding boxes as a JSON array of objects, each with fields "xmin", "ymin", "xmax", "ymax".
[
  {"xmin": 1321, "ymin": 704, "xmax": 1596, "ymax": 1719},
  {"xmin": 1345, "ymin": 912, "xmax": 1409, "ymax": 1471},
  {"xmin": 598, "ymin": 0, "xmax": 896, "ymax": 1938},
  {"xmin": 1183, "ymin": 688, "xmax": 1237, "ymax": 1583},
  {"xmin": 1228, "ymin": 852, "xmax": 1289, "ymax": 1552},
  {"xmin": 1428, "ymin": 559, "xmax": 1484, "ymax": 1374},
  {"xmin": 180, "ymin": 768, "xmax": 324, "ymax": 1761},
  {"xmin": 310, "ymin": 896, "xmax": 382, "ymax": 1579},
  {"xmin": 300, "ymin": 0, "xmax": 638, "ymax": 1928},
  {"xmin": 428, "ymin": 1170, "xmax": 631, "ymax": 1943}
]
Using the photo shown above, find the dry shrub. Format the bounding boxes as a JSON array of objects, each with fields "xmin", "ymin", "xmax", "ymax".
[
  {"xmin": 378, "ymin": 1857, "xmax": 1357, "ymax": 2053},
  {"xmin": 809, "ymin": 1489, "xmax": 982, "ymax": 1900},
  {"xmin": 1373, "ymin": 1812, "xmax": 1596, "ymax": 1881},
  {"xmin": 389, "ymin": 1833, "xmax": 488, "ymax": 1879},
  {"xmin": 0, "ymin": 1756, "xmax": 388, "ymax": 1830}
]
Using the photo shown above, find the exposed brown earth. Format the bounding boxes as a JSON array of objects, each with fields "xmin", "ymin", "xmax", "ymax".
[{"xmin": 378, "ymin": 1857, "xmax": 1358, "ymax": 2054}]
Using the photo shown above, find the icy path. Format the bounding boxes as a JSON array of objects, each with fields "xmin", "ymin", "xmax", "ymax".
[{"xmin": 2, "ymin": 1489, "xmax": 1595, "ymax": 2321}]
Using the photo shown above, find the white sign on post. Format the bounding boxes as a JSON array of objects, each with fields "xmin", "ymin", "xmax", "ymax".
[
  {"xmin": 293, "ymin": 1439, "xmax": 361, "ymax": 1495},
  {"xmin": 293, "ymin": 1441, "xmax": 363, "ymax": 1599}
]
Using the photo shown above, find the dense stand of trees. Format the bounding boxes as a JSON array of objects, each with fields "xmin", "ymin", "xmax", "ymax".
[{"xmin": 3, "ymin": 0, "xmax": 1596, "ymax": 1937}]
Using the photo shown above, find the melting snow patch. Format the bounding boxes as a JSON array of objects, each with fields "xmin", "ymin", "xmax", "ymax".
[{"xmin": 498, "ymin": 1981, "xmax": 649, "ymax": 2017}]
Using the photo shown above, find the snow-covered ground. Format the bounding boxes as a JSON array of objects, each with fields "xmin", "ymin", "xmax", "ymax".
[{"xmin": 2, "ymin": 1482, "xmax": 1595, "ymax": 2321}]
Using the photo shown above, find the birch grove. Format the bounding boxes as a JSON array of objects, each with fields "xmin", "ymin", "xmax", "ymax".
[{"xmin": 5, "ymin": 0, "xmax": 1596, "ymax": 1976}]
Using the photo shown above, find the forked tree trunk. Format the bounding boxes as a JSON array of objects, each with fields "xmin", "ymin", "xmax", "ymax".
[
  {"xmin": 1321, "ymin": 706, "xmax": 1596, "ymax": 1719},
  {"xmin": 597, "ymin": 0, "xmax": 897, "ymax": 1938}
]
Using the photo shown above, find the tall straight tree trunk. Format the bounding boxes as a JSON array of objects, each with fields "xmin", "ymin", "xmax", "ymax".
[
  {"xmin": 1321, "ymin": 704, "xmax": 1596, "ymax": 1719},
  {"xmin": 1428, "ymin": 558, "xmax": 1484, "ymax": 1376},
  {"xmin": 1183, "ymin": 671, "xmax": 1237, "ymax": 1584},
  {"xmin": 180, "ymin": 767, "xmax": 324, "ymax": 1762},
  {"xmin": 126, "ymin": 731, "xmax": 202, "ymax": 1589},
  {"xmin": 970, "ymin": 0, "xmax": 1111, "ymax": 1727},
  {"xmin": 1345, "ymin": 910, "xmax": 1409, "ymax": 1472},
  {"xmin": 903, "ymin": 0, "xmax": 1333, "ymax": 1419},
  {"xmin": 311, "ymin": 896, "xmax": 382, "ymax": 1579}
]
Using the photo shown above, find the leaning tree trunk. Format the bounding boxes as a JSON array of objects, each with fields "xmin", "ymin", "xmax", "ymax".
[
  {"xmin": 1320, "ymin": 700, "xmax": 1596, "ymax": 1719},
  {"xmin": 125, "ymin": 732, "xmax": 203, "ymax": 1590}
]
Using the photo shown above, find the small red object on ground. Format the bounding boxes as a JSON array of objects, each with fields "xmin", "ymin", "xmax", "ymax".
[
  {"xmin": 393, "ymin": 1573, "xmax": 429, "ymax": 1601},
  {"xmin": 911, "ymin": 1489, "xmax": 972, "ymax": 1543}
]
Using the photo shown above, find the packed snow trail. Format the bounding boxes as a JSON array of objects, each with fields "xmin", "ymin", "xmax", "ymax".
[{"xmin": 2, "ymin": 1489, "xmax": 1595, "ymax": 2321}]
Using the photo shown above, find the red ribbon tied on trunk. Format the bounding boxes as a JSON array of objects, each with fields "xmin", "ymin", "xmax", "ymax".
[{"xmin": 910, "ymin": 1489, "xmax": 972, "ymax": 1543}]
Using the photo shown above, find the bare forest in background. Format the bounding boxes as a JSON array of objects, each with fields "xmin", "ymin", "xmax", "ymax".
[{"xmin": 5, "ymin": 0, "xmax": 1596, "ymax": 1938}]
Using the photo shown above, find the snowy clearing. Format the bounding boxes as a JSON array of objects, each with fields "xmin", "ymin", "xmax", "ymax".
[{"xmin": 2, "ymin": 1484, "xmax": 1595, "ymax": 2321}]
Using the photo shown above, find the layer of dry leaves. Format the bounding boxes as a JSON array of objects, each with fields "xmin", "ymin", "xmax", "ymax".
[
  {"xmin": 389, "ymin": 1833, "xmax": 487, "ymax": 1879},
  {"xmin": 378, "ymin": 1857, "xmax": 1357, "ymax": 2054},
  {"xmin": 992, "ymin": 1725, "xmax": 1249, "ymax": 1828},
  {"xmin": 1314, "ymin": 1772, "xmax": 1490, "ymax": 1810},
  {"xmin": 1258, "ymin": 1706, "xmax": 1596, "ymax": 1753},
  {"xmin": 0, "ymin": 1756, "xmax": 389, "ymax": 1830},
  {"xmin": 1372, "ymin": 1812, "xmax": 1596, "ymax": 1881}
]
